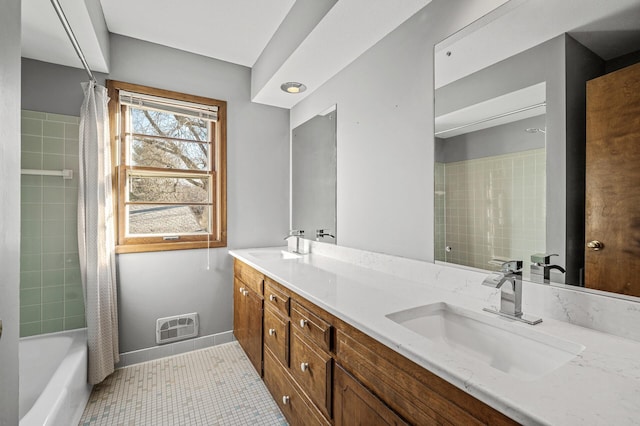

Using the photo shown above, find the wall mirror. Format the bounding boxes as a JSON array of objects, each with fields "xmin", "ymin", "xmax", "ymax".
[
  {"xmin": 434, "ymin": 0, "xmax": 640, "ymax": 297},
  {"xmin": 291, "ymin": 105, "xmax": 337, "ymax": 243}
]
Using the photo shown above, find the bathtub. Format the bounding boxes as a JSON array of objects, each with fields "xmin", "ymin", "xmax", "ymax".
[{"xmin": 19, "ymin": 329, "xmax": 92, "ymax": 426}]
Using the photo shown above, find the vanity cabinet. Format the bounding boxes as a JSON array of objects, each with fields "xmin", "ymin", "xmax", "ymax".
[
  {"xmin": 335, "ymin": 326, "xmax": 515, "ymax": 426},
  {"xmin": 233, "ymin": 259, "xmax": 264, "ymax": 375},
  {"xmin": 234, "ymin": 260, "xmax": 517, "ymax": 426},
  {"xmin": 334, "ymin": 364, "xmax": 408, "ymax": 426}
]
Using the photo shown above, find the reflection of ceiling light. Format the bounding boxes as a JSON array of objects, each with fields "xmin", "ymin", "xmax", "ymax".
[
  {"xmin": 525, "ymin": 127, "xmax": 546, "ymax": 134},
  {"xmin": 281, "ymin": 82, "xmax": 307, "ymax": 94}
]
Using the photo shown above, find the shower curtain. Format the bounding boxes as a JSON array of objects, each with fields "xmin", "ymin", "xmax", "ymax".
[{"xmin": 78, "ymin": 81, "xmax": 119, "ymax": 384}]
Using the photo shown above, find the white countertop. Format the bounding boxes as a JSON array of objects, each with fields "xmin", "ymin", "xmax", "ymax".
[{"xmin": 229, "ymin": 246, "xmax": 640, "ymax": 426}]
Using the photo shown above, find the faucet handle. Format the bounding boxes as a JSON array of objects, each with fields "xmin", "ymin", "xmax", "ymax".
[
  {"xmin": 530, "ymin": 253, "xmax": 558, "ymax": 265},
  {"xmin": 285, "ymin": 229, "xmax": 304, "ymax": 240},
  {"xmin": 500, "ymin": 260, "xmax": 523, "ymax": 273}
]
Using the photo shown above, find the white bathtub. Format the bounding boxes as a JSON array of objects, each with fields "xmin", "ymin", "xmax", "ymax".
[{"xmin": 19, "ymin": 329, "xmax": 92, "ymax": 426}]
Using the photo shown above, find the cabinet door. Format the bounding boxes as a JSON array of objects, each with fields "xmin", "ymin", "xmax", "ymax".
[
  {"xmin": 289, "ymin": 328, "xmax": 332, "ymax": 419},
  {"xmin": 233, "ymin": 277, "xmax": 263, "ymax": 375},
  {"xmin": 264, "ymin": 307, "xmax": 289, "ymax": 367},
  {"xmin": 264, "ymin": 348, "xmax": 331, "ymax": 426},
  {"xmin": 334, "ymin": 364, "xmax": 408, "ymax": 426},
  {"xmin": 233, "ymin": 277, "xmax": 247, "ymax": 348}
]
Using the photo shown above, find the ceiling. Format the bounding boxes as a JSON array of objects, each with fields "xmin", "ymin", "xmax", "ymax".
[
  {"xmin": 99, "ymin": 0, "xmax": 296, "ymax": 68},
  {"xmin": 21, "ymin": 0, "xmax": 431, "ymax": 109}
]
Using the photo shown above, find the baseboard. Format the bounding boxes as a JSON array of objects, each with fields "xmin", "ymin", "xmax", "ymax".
[{"xmin": 116, "ymin": 330, "xmax": 235, "ymax": 368}]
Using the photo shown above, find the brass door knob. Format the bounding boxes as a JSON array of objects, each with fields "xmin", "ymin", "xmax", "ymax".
[{"xmin": 587, "ymin": 240, "xmax": 604, "ymax": 251}]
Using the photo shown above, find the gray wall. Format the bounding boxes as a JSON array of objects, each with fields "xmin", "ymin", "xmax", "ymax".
[
  {"xmin": 289, "ymin": 0, "xmax": 558, "ymax": 261},
  {"xmin": 22, "ymin": 34, "xmax": 290, "ymax": 352},
  {"xmin": 22, "ymin": 58, "xmax": 107, "ymax": 116},
  {"xmin": 564, "ymin": 35, "xmax": 605, "ymax": 284},
  {"xmin": 437, "ymin": 115, "xmax": 546, "ymax": 163},
  {"xmin": 0, "ymin": 0, "xmax": 21, "ymax": 423},
  {"xmin": 292, "ymin": 110, "xmax": 337, "ymax": 240}
]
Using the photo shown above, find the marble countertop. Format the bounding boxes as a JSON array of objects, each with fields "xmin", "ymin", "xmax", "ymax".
[{"xmin": 229, "ymin": 246, "xmax": 640, "ymax": 426}]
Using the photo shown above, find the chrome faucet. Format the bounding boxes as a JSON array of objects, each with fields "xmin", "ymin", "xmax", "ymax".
[
  {"xmin": 315, "ymin": 229, "xmax": 335, "ymax": 241},
  {"xmin": 530, "ymin": 253, "xmax": 566, "ymax": 284},
  {"xmin": 284, "ymin": 230, "xmax": 306, "ymax": 254},
  {"xmin": 482, "ymin": 260, "xmax": 542, "ymax": 325}
]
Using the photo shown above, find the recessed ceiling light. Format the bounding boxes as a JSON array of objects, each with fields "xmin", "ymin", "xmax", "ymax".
[{"xmin": 281, "ymin": 82, "xmax": 307, "ymax": 94}]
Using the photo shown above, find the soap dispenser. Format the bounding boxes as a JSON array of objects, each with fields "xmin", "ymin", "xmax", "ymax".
[{"xmin": 530, "ymin": 253, "xmax": 566, "ymax": 284}]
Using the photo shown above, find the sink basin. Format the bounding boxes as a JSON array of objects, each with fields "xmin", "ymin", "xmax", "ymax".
[
  {"xmin": 386, "ymin": 302, "xmax": 584, "ymax": 381},
  {"xmin": 248, "ymin": 250, "xmax": 302, "ymax": 261}
]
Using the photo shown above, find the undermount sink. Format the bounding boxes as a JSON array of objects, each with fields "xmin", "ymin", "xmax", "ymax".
[
  {"xmin": 386, "ymin": 302, "xmax": 585, "ymax": 381},
  {"xmin": 248, "ymin": 250, "xmax": 302, "ymax": 261}
]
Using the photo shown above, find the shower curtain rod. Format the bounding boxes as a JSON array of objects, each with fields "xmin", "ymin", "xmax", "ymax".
[{"xmin": 50, "ymin": 0, "xmax": 97, "ymax": 83}]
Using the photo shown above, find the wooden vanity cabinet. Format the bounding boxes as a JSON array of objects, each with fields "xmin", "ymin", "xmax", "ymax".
[
  {"xmin": 334, "ymin": 325, "xmax": 516, "ymax": 426},
  {"xmin": 234, "ymin": 260, "xmax": 517, "ymax": 426},
  {"xmin": 233, "ymin": 260, "xmax": 264, "ymax": 375},
  {"xmin": 334, "ymin": 364, "xmax": 408, "ymax": 426}
]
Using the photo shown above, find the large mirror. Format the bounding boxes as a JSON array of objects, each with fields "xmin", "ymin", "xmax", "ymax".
[
  {"xmin": 434, "ymin": 0, "xmax": 640, "ymax": 297},
  {"xmin": 291, "ymin": 105, "xmax": 337, "ymax": 243}
]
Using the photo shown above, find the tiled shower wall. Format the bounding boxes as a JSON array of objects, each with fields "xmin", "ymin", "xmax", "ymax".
[
  {"xmin": 20, "ymin": 110, "xmax": 85, "ymax": 337},
  {"xmin": 435, "ymin": 148, "xmax": 546, "ymax": 270}
]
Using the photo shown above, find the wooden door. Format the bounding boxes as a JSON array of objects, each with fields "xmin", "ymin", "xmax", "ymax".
[
  {"xmin": 334, "ymin": 364, "xmax": 408, "ymax": 426},
  {"xmin": 585, "ymin": 61, "xmax": 640, "ymax": 296}
]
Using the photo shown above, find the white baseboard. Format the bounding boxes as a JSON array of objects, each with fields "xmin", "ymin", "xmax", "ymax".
[{"xmin": 116, "ymin": 330, "xmax": 235, "ymax": 368}]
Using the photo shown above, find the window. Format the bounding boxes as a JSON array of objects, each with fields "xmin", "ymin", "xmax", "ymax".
[{"xmin": 107, "ymin": 80, "xmax": 226, "ymax": 253}]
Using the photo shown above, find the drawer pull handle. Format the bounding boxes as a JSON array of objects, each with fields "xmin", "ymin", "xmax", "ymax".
[
  {"xmin": 242, "ymin": 290, "xmax": 248, "ymax": 296},
  {"xmin": 299, "ymin": 319, "xmax": 307, "ymax": 328},
  {"xmin": 282, "ymin": 395, "xmax": 290, "ymax": 405},
  {"xmin": 269, "ymin": 294, "xmax": 277, "ymax": 302},
  {"xmin": 239, "ymin": 287, "xmax": 245, "ymax": 294},
  {"xmin": 300, "ymin": 362, "xmax": 309, "ymax": 372},
  {"xmin": 268, "ymin": 328, "xmax": 276, "ymax": 336}
]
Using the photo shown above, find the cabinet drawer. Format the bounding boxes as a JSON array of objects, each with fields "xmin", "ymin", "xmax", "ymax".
[
  {"xmin": 234, "ymin": 259, "xmax": 264, "ymax": 295},
  {"xmin": 290, "ymin": 327, "xmax": 332, "ymax": 419},
  {"xmin": 291, "ymin": 301, "xmax": 332, "ymax": 352},
  {"xmin": 264, "ymin": 348, "xmax": 331, "ymax": 426},
  {"xmin": 264, "ymin": 306, "xmax": 289, "ymax": 367},
  {"xmin": 265, "ymin": 278, "xmax": 290, "ymax": 317}
]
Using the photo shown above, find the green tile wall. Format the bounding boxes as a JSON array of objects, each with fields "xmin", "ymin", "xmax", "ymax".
[
  {"xmin": 20, "ymin": 110, "xmax": 85, "ymax": 337},
  {"xmin": 437, "ymin": 149, "xmax": 546, "ymax": 270}
]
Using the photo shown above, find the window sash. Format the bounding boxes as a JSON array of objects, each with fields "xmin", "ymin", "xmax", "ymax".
[
  {"xmin": 124, "ymin": 106, "xmax": 214, "ymax": 171},
  {"xmin": 123, "ymin": 167, "xmax": 214, "ymax": 236}
]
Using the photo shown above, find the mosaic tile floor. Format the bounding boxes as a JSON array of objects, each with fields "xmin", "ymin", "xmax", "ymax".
[{"xmin": 80, "ymin": 342, "xmax": 287, "ymax": 426}]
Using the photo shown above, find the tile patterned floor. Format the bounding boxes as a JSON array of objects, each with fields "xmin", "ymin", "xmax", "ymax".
[{"xmin": 80, "ymin": 342, "xmax": 287, "ymax": 425}]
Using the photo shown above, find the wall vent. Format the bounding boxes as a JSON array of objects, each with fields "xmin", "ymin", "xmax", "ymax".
[{"xmin": 156, "ymin": 312, "xmax": 199, "ymax": 344}]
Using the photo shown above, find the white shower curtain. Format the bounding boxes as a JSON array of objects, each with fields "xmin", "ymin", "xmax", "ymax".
[{"xmin": 78, "ymin": 81, "xmax": 119, "ymax": 384}]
